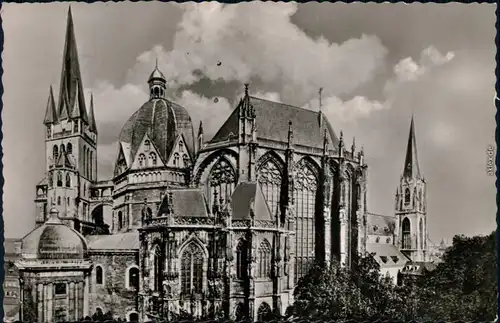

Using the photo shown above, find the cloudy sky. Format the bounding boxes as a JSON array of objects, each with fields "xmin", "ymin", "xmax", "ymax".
[{"xmin": 3, "ymin": 3, "xmax": 496, "ymax": 243}]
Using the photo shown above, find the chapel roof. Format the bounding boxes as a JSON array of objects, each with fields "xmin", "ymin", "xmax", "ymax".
[
  {"xmin": 231, "ymin": 181, "xmax": 273, "ymax": 221},
  {"xmin": 21, "ymin": 208, "xmax": 87, "ymax": 260},
  {"xmin": 157, "ymin": 188, "xmax": 210, "ymax": 218},
  {"xmin": 210, "ymin": 96, "xmax": 339, "ymax": 150}
]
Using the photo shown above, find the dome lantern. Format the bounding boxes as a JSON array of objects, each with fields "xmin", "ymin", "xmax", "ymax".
[{"xmin": 148, "ymin": 58, "xmax": 166, "ymax": 99}]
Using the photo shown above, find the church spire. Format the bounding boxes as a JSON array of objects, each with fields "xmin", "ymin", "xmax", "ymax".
[
  {"xmin": 43, "ymin": 86, "xmax": 58, "ymax": 125},
  {"xmin": 403, "ymin": 115, "xmax": 422, "ymax": 179},
  {"xmin": 148, "ymin": 59, "xmax": 166, "ymax": 99},
  {"xmin": 58, "ymin": 6, "xmax": 88, "ymax": 123},
  {"xmin": 88, "ymin": 93, "xmax": 98, "ymax": 133}
]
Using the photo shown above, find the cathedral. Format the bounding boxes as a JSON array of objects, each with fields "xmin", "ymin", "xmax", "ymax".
[{"xmin": 15, "ymin": 8, "xmax": 431, "ymax": 323}]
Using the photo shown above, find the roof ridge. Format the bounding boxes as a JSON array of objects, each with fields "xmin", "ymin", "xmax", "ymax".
[{"xmin": 249, "ymin": 95, "xmax": 311, "ymax": 112}]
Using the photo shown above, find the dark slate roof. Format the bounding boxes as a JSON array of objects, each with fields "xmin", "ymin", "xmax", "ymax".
[
  {"xmin": 210, "ymin": 96, "xmax": 339, "ymax": 150},
  {"xmin": 118, "ymin": 99, "xmax": 195, "ymax": 166},
  {"xmin": 87, "ymin": 232, "xmax": 139, "ymax": 251},
  {"xmin": 367, "ymin": 213, "xmax": 396, "ymax": 236},
  {"xmin": 231, "ymin": 182, "xmax": 273, "ymax": 221},
  {"xmin": 157, "ymin": 188, "xmax": 210, "ymax": 218},
  {"xmin": 366, "ymin": 243, "xmax": 409, "ymax": 268}
]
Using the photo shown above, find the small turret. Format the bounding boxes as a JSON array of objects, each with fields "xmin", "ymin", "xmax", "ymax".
[{"xmin": 148, "ymin": 59, "xmax": 167, "ymax": 99}]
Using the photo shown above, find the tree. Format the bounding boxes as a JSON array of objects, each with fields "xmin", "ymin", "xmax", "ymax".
[{"xmin": 414, "ymin": 231, "xmax": 497, "ymax": 321}]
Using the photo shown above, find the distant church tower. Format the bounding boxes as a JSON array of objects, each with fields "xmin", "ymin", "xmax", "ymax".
[
  {"xmin": 38, "ymin": 7, "xmax": 98, "ymax": 230},
  {"xmin": 394, "ymin": 116, "xmax": 428, "ymax": 262}
]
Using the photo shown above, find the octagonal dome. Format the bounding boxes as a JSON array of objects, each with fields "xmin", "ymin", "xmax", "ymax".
[{"xmin": 117, "ymin": 98, "xmax": 195, "ymax": 167}]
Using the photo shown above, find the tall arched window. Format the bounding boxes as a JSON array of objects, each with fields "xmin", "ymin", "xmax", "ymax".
[
  {"xmin": 402, "ymin": 218, "xmax": 411, "ymax": 249},
  {"xmin": 53, "ymin": 145, "xmax": 59, "ymax": 162},
  {"xmin": 419, "ymin": 189, "xmax": 423, "ymax": 211},
  {"xmin": 413, "ymin": 187, "xmax": 417, "ymax": 208},
  {"xmin": 57, "ymin": 196, "xmax": 61, "ymax": 205},
  {"xmin": 182, "ymin": 154, "xmax": 189, "ymax": 167},
  {"xmin": 294, "ymin": 161, "xmax": 318, "ymax": 282},
  {"xmin": 207, "ymin": 158, "xmax": 236, "ymax": 209},
  {"xmin": 65, "ymin": 173, "xmax": 71, "ymax": 187},
  {"xmin": 90, "ymin": 151, "xmax": 93, "ymax": 181},
  {"xmin": 48, "ymin": 173, "xmax": 54, "ymax": 187},
  {"xmin": 257, "ymin": 240, "xmax": 272, "ymax": 278},
  {"xmin": 117, "ymin": 211, "xmax": 123, "ymax": 230},
  {"xmin": 144, "ymin": 140, "xmax": 151, "ymax": 152},
  {"xmin": 57, "ymin": 172, "xmax": 63, "ymax": 187},
  {"xmin": 181, "ymin": 243, "xmax": 204, "ymax": 295},
  {"xmin": 258, "ymin": 158, "xmax": 282, "ymax": 217},
  {"xmin": 83, "ymin": 148, "xmax": 87, "ymax": 178},
  {"xmin": 257, "ymin": 302, "xmax": 272, "ymax": 322},
  {"xmin": 236, "ymin": 239, "xmax": 248, "ymax": 279},
  {"xmin": 138, "ymin": 154, "xmax": 146, "ymax": 167},
  {"xmin": 96, "ymin": 266, "xmax": 103, "ymax": 285},
  {"xmin": 127, "ymin": 267, "xmax": 139, "ymax": 290},
  {"xmin": 66, "ymin": 142, "xmax": 72, "ymax": 155},
  {"xmin": 404, "ymin": 188, "xmax": 411, "ymax": 206},
  {"xmin": 153, "ymin": 246, "xmax": 162, "ymax": 291},
  {"xmin": 173, "ymin": 153, "xmax": 180, "ymax": 166},
  {"xmin": 149, "ymin": 152, "xmax": 157, "ymax": 167},
  {"xmin": 419, "ymin": 219, "xmax": 424, "ymax": 250}
]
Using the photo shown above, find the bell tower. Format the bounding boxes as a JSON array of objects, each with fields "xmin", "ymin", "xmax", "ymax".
[
  {"xmin": 394, "ymin": 116, "xmax": 428, "ymax": 262},
  {"xmin": 38, "ymin": 7, "xmax": 98, "ymax": 230}
]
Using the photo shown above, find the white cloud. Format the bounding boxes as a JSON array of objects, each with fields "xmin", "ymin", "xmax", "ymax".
[
  {"xmin": 393, "ymin": 46, "xmax": 455, "ymax": 83},
  {"xmin": 175, "ymin": 90, "xmax": 232, "ymax": 138},
  {"xmin": 126, "ymin": 2, "xmax": 388, "ymax": 103},
  {"xmin": 251, "ymin": 91, "xmax": 282, "ymax": 103}
]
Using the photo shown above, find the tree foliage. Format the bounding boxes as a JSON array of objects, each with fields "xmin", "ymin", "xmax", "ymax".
[{"xmin": 289, "ymin": 231, "xmax": 497, "ymax": 321}]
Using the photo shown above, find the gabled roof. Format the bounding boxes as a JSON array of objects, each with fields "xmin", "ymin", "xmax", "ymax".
[
  {"xmin": 86, "ymin": 232, "xmax": 139, "ymax": 251},
  {"xmin": 366, "ymin": 243, "xmax": 409, "ymax": 268},
  {"xmin": 210, "ymin": 96, "xmax": 339, "ymax": 150},
  {"xmin": 231, "ymin": 181, "xmax": 273, "ymax": 221},
  {"xmin": 157, "ymin": 188, "xmax": 210, "ymax": 218},
  {"xmin": 366, "ymin": 213, "xmax": 396, "ymax": 236}
]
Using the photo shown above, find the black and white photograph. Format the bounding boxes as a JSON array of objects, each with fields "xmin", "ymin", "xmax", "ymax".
[{"xmin": 1, "ymin": 2, "xmax": 497, "ymax": 322}]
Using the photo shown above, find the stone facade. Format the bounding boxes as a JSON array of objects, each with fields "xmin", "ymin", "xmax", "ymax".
[{"xmin": 16, "ymin": 7, "xmax": 438, "ymax": 323}]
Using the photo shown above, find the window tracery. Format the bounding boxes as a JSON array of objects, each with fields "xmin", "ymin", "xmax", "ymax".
[
  {"xmin": 57, "ymin": 172, "xmax": 63, "ymax": 187},
  {"xmin": 294, "ymin": 161, "xmax": 318, "ymax": 283},
  {"xmin": 174, "ymin": 153, "xmax": 180, "ymax": 167},
  {"xmin": 144, "ymin": 140, "xmax": 151, "ymax": 152},
  {"xmin": 257, "ymin": 240, "xmax": 272, "ymax": 278},
  {"xmin": 236, "ymin": 239, "xmax": 247, "ymax": 279},
  {"xmin": 258, "ymin": 159, "xmax": 282, "ymax": 217},
  {"xmin": 404, "ymin": 188, "xmax": 411, "ymax": 206},
  {"xmin": 402, "ymin": 218, "xmax": 411, "ymax": 249},
  {"xmin": 66, "ymin": 143, "xmax": 72, "ymax": 155},
  {"xmin": 65, "ymin": 173, "xmax": 71, "ymax": 187},
  {"xmin": 182, "ymin": 154, "xmax": 189, "ymax": 168},
  {"xmin": 207, "ymin": 158, "xmax": 236, "ymax": 208},
  {"xmin": 419, "ymin": 219, "xmax": 424, "ymax": 250},
  {"xmin": 53, "ymin": 145, "xmax": 59, "ymax": 162},
  {"xmin": 153, "ymin": 246, "xmax": 162, "ymax": 291},
  {"xmin": 181, "ymin": 243, "xmax": 204, "ymax": 295}
]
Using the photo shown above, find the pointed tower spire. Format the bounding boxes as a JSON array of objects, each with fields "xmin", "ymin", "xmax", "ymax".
[
  {"xmin": 88, "ymin": 93, "xmax": 98, "ymax": 133},
  {"xmin": 197, "ymin": 121, "xmax": 204, "ymax": 152},
  {"xmin": 43, "ymin": 86, "xmax": 58, "ymax": 125},
  {"xmin": 403, "ymin": 115, "xmax": 421, "ymax": 179},
  {"xmin": 58, "ymin": 6, "xmax": 88, "ymax": 123}
]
